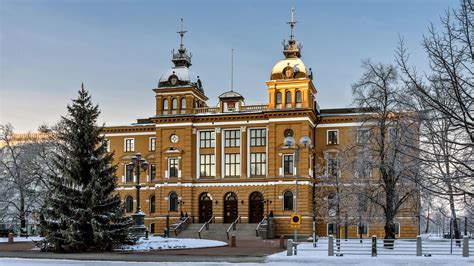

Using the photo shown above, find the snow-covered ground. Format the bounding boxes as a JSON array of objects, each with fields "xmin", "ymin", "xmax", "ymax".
[
  {"xmin": 116, "ymin": 236, "xmax": 227, "ymax": 251},
  {"xmin": 0, "ymin": 236, "xmax": 43, "ymax": 243},
  {"xmin": 267, "ymin": 237, "xmax": 474, "ymax": 265}
]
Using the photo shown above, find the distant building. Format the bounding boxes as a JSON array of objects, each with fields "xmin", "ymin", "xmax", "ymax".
[{"xmin": 100, "ymin": 13, "xmax": 419, "ymax": 238}]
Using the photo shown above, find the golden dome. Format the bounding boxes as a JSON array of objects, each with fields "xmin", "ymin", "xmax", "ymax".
[{"xmin": 270, "ymin": 57, "xmax": 307, "ymax": 80}]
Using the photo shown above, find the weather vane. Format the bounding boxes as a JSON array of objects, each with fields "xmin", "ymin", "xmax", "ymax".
[{"xmin": 286, "ymin": 7, "xmax": 297, "ymax": 41}]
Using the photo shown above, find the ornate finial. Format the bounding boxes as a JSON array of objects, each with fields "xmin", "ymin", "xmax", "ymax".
[
  {"xmin": 177, "ymin": 18, "xmax": 187, "ymax": 50},
  {"xmin": 286, "ymin": 7, "xmax": 297, "ymax": 41}
]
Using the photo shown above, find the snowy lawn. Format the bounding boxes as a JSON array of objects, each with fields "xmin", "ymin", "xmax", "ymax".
[
  {"xmin": 116, "ymin": 236, "xmax": 227, "ymax": 251},
  {"xmin": 267, "ymin": 238, "xmax": 474, "ymax": 265},
  {"xmin": 0, "ymin": 236, "xmax": 43, "ymax": 243}
]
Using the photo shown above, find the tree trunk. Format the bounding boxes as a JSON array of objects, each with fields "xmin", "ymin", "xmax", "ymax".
[
  {"xmin": 425, "ymin": 205, "xmax": 430, "ymax": 234},
  {"xmin": 19, "ymin": 192, "xmax": 26, "ymax": 237}
]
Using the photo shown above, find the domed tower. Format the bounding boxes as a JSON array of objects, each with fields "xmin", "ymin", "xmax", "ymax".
[
  {"xmin": 154, "ymin": 19, "xmax": 208, "ymax": 116},
  {"xmin": 266, "ymin": 8, "xmax": 317, "ymax": 111}
]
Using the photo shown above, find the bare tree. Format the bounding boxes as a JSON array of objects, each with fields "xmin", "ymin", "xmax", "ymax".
[
  {"xmin": 351, "ymin": 60, "xmax": 420, "ymax": 241},
  {"xmin": 397, "ymin": 0, "xmax": 473, "ymax": 198},
  {"xmin": 0, "ymin": 123, "xmax": 54, "ymax": 235}
]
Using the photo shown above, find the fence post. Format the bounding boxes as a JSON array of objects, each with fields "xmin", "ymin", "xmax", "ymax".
[
  {"xmin": 371, "ymin": 235, "xmax": 377, "ymax": 257},
  {"xmin": 287, "ymin": 239, "xmax": 293, "ymax": 256},
  {"xmin": 463, "ymin": 235, "xmax": 469, "ymax": 257},
  {"xmin": 416, "ymin": 235, "xmax": 422, "ymax": 256},
  {"xmin": 328, "ymin": 235, "xmax": 334, "ymax": 256}
]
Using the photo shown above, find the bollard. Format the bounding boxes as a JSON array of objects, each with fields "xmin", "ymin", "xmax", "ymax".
[
  {"xmin": 416, "ymin": 235, "xmax": 422, "ymax": 256},
  {"xmin": 371, "ymin": 235, "xmax": 377, "ymax": 257},
  {"xmin": 328, "ymin": 235, "xmax": 334, "ymax": 256},
  {"xmin": 230, "ymin": 235, "xmax": 236, "ymax": 247},
  {"xmin": 463, "ymin": 235, "xmax": 469, "ymax": 257},
  {"xmin": 280, "ymin": 235, "xmax": 285, "ymax": 249},
  {"xmin": 287, "ymin": 239, "xmax": 293, "ymax": 256},
  {"xmin": 8, "ymin": 232, "xmax": 13, "ymax": 244}
]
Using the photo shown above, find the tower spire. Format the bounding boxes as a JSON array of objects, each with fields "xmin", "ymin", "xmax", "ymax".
[
  {"xmin": 231, "ymin": 49, "xmax": 234, "ymax": 92},
  {"xmin": 177, "ymin": 18, "xmax": 187, "ymax": 51},
  {"xmin": 287, "ymin": 7, "xmax": 297, "ymax": 41},
  {"xmin": 172, "ymin": 18, "xmax": 192, "ymax": 67}
]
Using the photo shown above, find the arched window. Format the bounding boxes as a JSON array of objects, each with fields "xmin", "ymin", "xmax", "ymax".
[
  {"xmin": 180, "ymin": 98, "xmax": 186, "ymax": 114},
  {"xmin": 149, "ymin": 195, "xmax": 156, "ymax": 213},
  {"xmin": 283, "ymin": 191, "xmax": 293, "ymax": 211},
  {"xmin": 171, "ymin": 98, "xmax": 178, "ymax": 114},
  {"xmin": 125, "ymin": 196, "xmax": 133, "ymax": 213},
  {"xmin": 169, "ymin": 192, "xmax": 179, "ymax": 212},
  {"xmin": 225, "ymin": 192, "xmax": 237, "ymax": 201},
  {"xmin": 295, "ymin": 90, "xmax": 302, "ymax": 107},
  {"xmin": 276, "ymin": 92, "xmax": 282, "ymax": 108},
  {"xmin": 285, "ymin": 91, "xmax": 292, "ymax": 108},
  {"xmin": 163, "ymin": 99, "xmax": 169, "ymax": 115}
]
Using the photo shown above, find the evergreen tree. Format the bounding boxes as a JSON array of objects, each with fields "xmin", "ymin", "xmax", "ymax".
[{"xmin": 39, "ymin": 84, "xmax": 134, "ymax": 252}]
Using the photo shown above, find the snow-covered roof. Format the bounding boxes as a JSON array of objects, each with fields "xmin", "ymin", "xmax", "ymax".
[{"xmin": 159, "ymin": 66, "xmax": 197, "ymax": 84}]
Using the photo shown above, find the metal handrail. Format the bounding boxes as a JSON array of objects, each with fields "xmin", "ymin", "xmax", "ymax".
[
  {"xmin": 173, "ymin": 216, "xmax": 190, "ymax": 237},
  {"xmin": 226, "ymin": 216, "xmax": 241, "ymax": 239},
  {"xmin": 255, "ymin": 216, "xmax": 267, "ymax": 237},
  {"xmin": 198, "ymin": 215, "xmax": 215, "ymax": 239}
]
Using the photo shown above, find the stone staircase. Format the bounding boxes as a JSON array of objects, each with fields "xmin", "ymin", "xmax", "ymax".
[{"xmin": 176, "ymin": 223, "xmax": 261, "ymax": 241}]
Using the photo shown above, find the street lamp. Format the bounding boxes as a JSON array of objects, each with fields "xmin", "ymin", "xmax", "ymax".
[
  {"xmin": 129, "ymin": 153, "xmax": 148, "ymax": 237},
  {"xmin": 284, "ymin": 135, "xmax": 312, "ymax": 242}
]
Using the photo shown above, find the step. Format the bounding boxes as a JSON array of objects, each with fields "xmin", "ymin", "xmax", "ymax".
[{"xmin": 175, "ymin": 223, "xmax": 262, "ymax": 241}]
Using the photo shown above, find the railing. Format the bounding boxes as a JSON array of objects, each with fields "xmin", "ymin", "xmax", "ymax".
[
  {"xmin": 226, "ymin": 216, "xmax": 241, "ymax": 239},
  {"xmin": 255, "ymin": 216, "xmax": 267, "ymax": 237},
  {"xmin": 172, "ymin": 216, "xmax": 190, "ymax": 237},
  {"xmin": 194, "ymin": 107, "xmax": 220, "ymax": 114},
  {"xmin": 241, "ymin": 104, "xmax": 268, "ymax": 112},
  {"xmin": 193, "ymin": 104, "xmax": 268, "ymax": 115},
  {"xmin": 198, "ymin": 215, "xmax": 215, "ymax": 239}
]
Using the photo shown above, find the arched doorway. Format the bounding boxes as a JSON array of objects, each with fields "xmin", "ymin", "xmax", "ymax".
[
  {"xmin": 199, "ymin": 192, "xmax": 213, "ymax": 223},
  {"xmin": 224, "ymin": 192, "xmax": 238, "ymax": 223},
  {"xmin": 249, "ymin": 192, "xmax": 264, "ymax": 223}
]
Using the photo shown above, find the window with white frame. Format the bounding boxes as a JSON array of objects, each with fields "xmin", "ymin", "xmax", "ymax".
[
  {"xmin": 124, "ymin": 138, "xmax": 134, "ymax": 152},
  {"xmin": 327, "ymin": 130, "xmax": 339, "ymax": 145},
  {"xmin": 249, "ymin": 128, "xmax": 266, "ymax": 146},
  {"xmin": 224, "ymin": 130, "xmax": 240, "ymax": 147},
  {"xmin": 199, "ymin": 131, "xmax": 215, "ymax": 148},
  {"xmin": 149, "ymin": 137, "xmax": 156, "ymax": 151},
  {"xmin": 125, "ymin": 164, "xmax": 134, "ymax": 182},
  {"xmin": 168, "ymin": 158, "xmax": 179, "ymax": 178},
  {"xmin": 357, "ymin": 129, "xmax": 369, "ymax": 145},
  {"xmin": 283, "ymin": 154, "xmax": 294, "ymax": 175},
  {"xmin": 328, "ymin": 223, "xmax": 337, "ymax": 235},
  {"xmin": 171, "ymin": 98, "xmax": 178, "ymax": 114},
  {"xmin": 149, "ymin": 164, "xmax": 156, "ymax": 181},
  {"xmin": 224, "ymin": 153, "xmax": 240, "ymax": 176},
  {"xmin": 104, "ymin": 138, "xmax": 110, "ymax": 152},
  {"xmin": 180, "ymin": 98, "xmax": 186, "ymax": 114},
  {"xmin": 200, "ymin": 154, "xmax": 215, "ymax": 177},
  {"xmin": 250, "ymin": 153, "xmax": 266, "ymax": 176},
  {"xmin": 325, "ymin": 152, "xmax": 338, "ymax": 176},
  {"xmin": 162, "ymin": 99, "xmax": 169, "ymax": 115}
]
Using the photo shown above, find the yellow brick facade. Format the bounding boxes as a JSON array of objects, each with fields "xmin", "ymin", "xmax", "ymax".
[{"xmin": 102, "ymin": 22, "xmax": 419, "ymax": 239}]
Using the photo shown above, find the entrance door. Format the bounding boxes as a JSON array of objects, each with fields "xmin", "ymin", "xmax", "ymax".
[
  {"xmin": 224, "ymin": 192, "xmax": 238, "ymax": 223},
  {"xmin": 199, "ymin": 193, "xmax": 213, "ymax": 223},
  {"xmin": 249, "ymin": 192, "xmax": 264, "ymax": 223}
]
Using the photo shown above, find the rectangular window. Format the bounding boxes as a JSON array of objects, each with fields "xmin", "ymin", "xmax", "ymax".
[
  {"xmin": 169, "ymin": 158, "xmax": 179, "ymax": 178},
  {"xmin": 104, "ymin": 138, "xmax": 110, "ymax": 152},
  {"xmin": 224, "ymin": 130, "xmax": 240, "ymax": 147},
  {"xmin": 327, "ymin": 130, "xmax": 339, "ymax": 145},
  {"xmin": 149, "ymin": 164, "xmax": 156, "ymax": 181},
  {"xmin": 224, "ymin": 153, "xmax": 240, "ymax": 176},
  {"xmin": 328, "ymin": 223, "xmax": 337, "ymax": 235},
  {"xmin": 283, "ymin": 155, "xmax": 294, "ymax": 175},
  {"xmin": 250, "ymin": 128, "xmax": 266, "ymax": 147},
  {"xmin": 149, "ymin": 137, "xmax": 156, "ymax": 151},
  {"xmin": 200, "ymin": 154, "xmax": 215, "ymax": 177},
  {"xmin": 199, "ymin": 131, "xmax": 215, "ymax": 148},
  {"xmin": 357, "ymin": 224, "xmax": 368, "ymax": 235},
  {"xmin": 124, "ymin": 138, "xmax": 134, "ymax": 152},
  {"xmin": 125, "ymin": 164, "xmax": 134, "ymax": 182},
  {"xmin": 357, "ymin": 129, "xmax": 369, "ymax": 145},
  {"xmin": 250, "ymin": 153, "xmax": 266, "ymax": 176},
  {"xmin": 327, "ymin": 157, "xmax": 338, "ymax": 176}
]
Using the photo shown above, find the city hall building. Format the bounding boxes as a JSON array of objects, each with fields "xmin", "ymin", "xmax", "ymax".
[{"xmin": 102, "ymin": 17, "xmax": 419, "ymax": 238}]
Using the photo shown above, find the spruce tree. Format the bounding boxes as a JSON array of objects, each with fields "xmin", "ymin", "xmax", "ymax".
[{"xmin": 39, "ymin": 84, "xmax": 134, "ymax": 252}]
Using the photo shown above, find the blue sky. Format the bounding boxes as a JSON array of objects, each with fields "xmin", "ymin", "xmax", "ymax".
[{"xmin": 0, "ymin": 0, "xmax": 458, "ymax": 132}]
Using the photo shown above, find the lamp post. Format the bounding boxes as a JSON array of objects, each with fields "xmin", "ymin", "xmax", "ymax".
[
  {"xmin": 284, "ymin": 135, "xmax": 312, "ymax": 242},
  {"xmin": 129, "ymin": 153, "xmax": 148, "ymax": 237}
]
